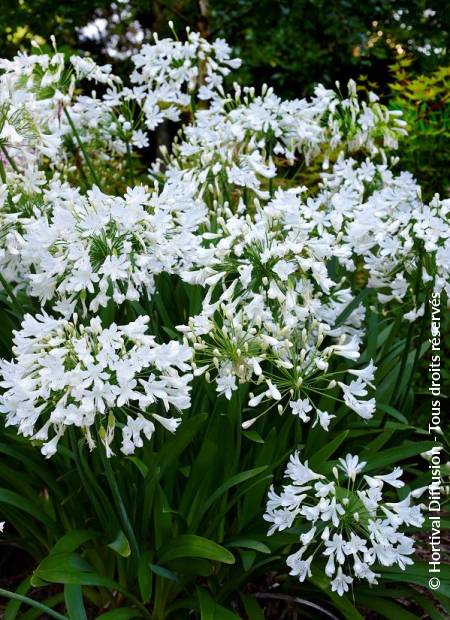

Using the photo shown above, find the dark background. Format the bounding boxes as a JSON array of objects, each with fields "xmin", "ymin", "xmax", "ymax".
[
  {"xmin": 0, "ymin": 0, "xmax": 448, "ymax": 196},
  {"xmin": 0, "ymin": 0, "xmax": 448, "ymax": 95}
]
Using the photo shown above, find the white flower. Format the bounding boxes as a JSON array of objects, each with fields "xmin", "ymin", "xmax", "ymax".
[
  {"xmin": 331, "ymin": 336, "xmax": 361, "ymax": 360},
  {"xmin": 287, "ymin": 550, "xmax": 313, "ymax": 581},
  {"xmin": 338, "ymin": 454, "xmax": 367, "ymax": 481},
  {"xmin": 324, "ymin": 533, "xmax": 346, "ymax": 564},
  {"xmin": 348, "ymin": 360, "xmax": 376, "ymax": 386},
  {"xmin": 16, "ymin": 179, "xmax": 205, "ymax": 312},
  {"xmin": 372, "ymin": 467, "xmax": 405, "ymax": 488},
  {"xmin": 216, "ymin": 373, "xmax": 237, "ymax": 400},
  {"xmin": 265, "ymin": 452, "xmax": 423, "ymax": 594},
  {"xmin": 285, "ymin": 453, "xmax": 325, "ymax": 486},
  {"xmin": 272, "ymin": 259, "xmax": 296, "ymax": 281},
  {"xmin": 330, "ymin": 568, "xmax": 353, "ymax": 596},
  {"xmin": 383, "ymin": 495, "xmax": 425, "ymax": 527},
  {"xmin": 314, "ymin": 409, "xmax": 335, "ymax": 431},
  {"xmin": 353, "ymin": 560, "xmax": 379, "ymax": 584},
  {"xmin": 289, "ymin": 398, "xmax": 313, "ymax": 422},
  {"xmin": 300, "ymin": 526, "xmax": 316, "ymax": 546}
]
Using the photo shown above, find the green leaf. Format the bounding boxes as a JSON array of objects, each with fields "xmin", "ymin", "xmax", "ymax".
[
  {"xmin": 357, "ymin": 594, "xmax": 423, "ymax": 620},
  {"xmin": 225, "ymin": 538, "xmax": 270, "ymax": 554},
  {"xmin": 377, "ymin": 403, "xmax": 408, "ymax": 423},
  {"xmin": 157, "ymin": 414, "xmax": 207, "ymax": 478},
  {"xmin": 197, "ymin": 588, "xmax": 241, "ymax": 620},
  {"xmin": 239, "ymin": 549, "xmax": 256, "ymax": 571},
  {"xmin": 242, "ymin": 430, "xmax": 264, "ymax": 443},
  {"xmin": 199, "ymin": 466, "xmax": 267, "ymax": 520},
  {"xmin": 31, "ymin": 552, "xmax": 92, "ymax": 587},
  {"xmin": 96, "ymin": 610, "xmax": 143, "ymax": 620},
  {"xmin": 360, "ymin": 430, "xmax": 394, "ymax": 459},
  {"xmin": 161, "ymin": 326, "xmax": 179, "ymax": 339},
  {"xmin": 0, "ymin": 488, "xmax": 55, "ymax": 527},
  {"xmin": 364, "ymin": 441, "xmax": 436, "ymax": 472},
  {"xmin": 127, "ymin": 457, "xmax": 149, "ymax": 479},
  {"xmin": 240, "ymin": 594, "xmax": 265, "ymax": 620},
  {"xmin": 159, "ymin": 534, "xmax": 235, "ymax": 565},
  {"xmin": 410, "ymin": 592, "xmax": 449, "ymax": 620},
  {"xmin": 32, "ymin": 552, "xmax": 138, "ymax": 598},
  {"xmin": 149, "ymin": 563, "xmax": 180, "ymax": 583},
  {"xmin": 0, "ymin": 587, "xmax": 68, "ymax": 620},
  {"xmin": 107, "ymin": 530, "xmax": 131, "ymax": 557},
  {"xmin": 64, "ymin": 585, "xmax": 88, "ymax": 620},
  {"xmin": 31, "ymin": 554, "xmax": 147, "ymax": 615},
  {"xmin": 168, "ymin": 558, "xmax": 211, "ymax": 577},
  {"xmin": 379, "ymin": 562, "xmax": 450, "ymax": 598},
  {"xmin": 51, "ymin": 530, "xmax": 96, "ymax": 556},
  {"xmin": 138, "ymin": 552, "xmax": 152, "ymax": 603},
  {"xmin": 309, "ymin": 430, "xmax": 349, "ymax": 468}
]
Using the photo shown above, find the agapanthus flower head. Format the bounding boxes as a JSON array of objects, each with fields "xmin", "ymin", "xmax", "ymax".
[
  {"xmin": 265, "ymin": 451, "xmax": 425, "ymax": 594},
  {"xmin": 158, "ymin": 77, "xmax": 407, "ymax": 203},
  {"xmin": 0, "ymin": 46, "xmax": 124, "ymax": 169},
  {"xmin": 13, "ymin": 178, "xmax": 205, "ymax": 313},
  {"xmin": 0, "ymin": 313, "xmax": 193, "ymax": 457},
  {"xmin": 315, "ymin": 156, "xmax": 450, "ymax": 307},
  {"xmin": 130, "ymin": 28, "xmax": 241, "ymax": 131},
  {"xmin": 178, "ymin": 189, "xmax": 378, "ymax": 427}
]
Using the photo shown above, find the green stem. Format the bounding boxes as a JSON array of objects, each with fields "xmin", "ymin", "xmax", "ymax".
[
  {"xmin": 1, "ymin": 145, "xmax": 19, "ymax": 173},
  {"xmin": 125, "ymin": 140, "xmax": 134, "ymax": 185},
  {"xmin": 100, "ymin": 449, "xmax": 140, "ymax": 560},
  {"xmin": 69, "ymin": 431, "xmax": 112, "ymax": 531},
  {"xmin": 393, "ymin": 247, "xmax": 424, "ymax": 408},
  {"xmin": 0, "ymin": 271, "xmax": 24, "ymax": 315},
  {"xmin": 0, "ymin": 587, "xmax": 69, "ymax": 620},
  {"xmin": 74, "ymin": 151, "xmax": 90, "ymax": 192},
  {"xmin": 0, "ymin": 156, "xmax": 7, "ymax": 183},
  {"xmin": 190, "ymin": 94, "xmax": 197, "ymax": 117},
  {"xmin": 399, "ymin": 294, "xmax": 429, "ymax": 412},
  {"xmin": 63, "ymin": 108, "xmax": 102, "ymax": 189}
]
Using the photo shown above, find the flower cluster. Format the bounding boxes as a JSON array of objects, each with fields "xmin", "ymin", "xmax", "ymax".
[
  {"xmin": 178, "ymin": 192, "xmax": 376, "ymax": 426},
  {"xmin": 130, "ymin": 27, "xmax": 241, "ymax": 130},
  {"xmin": 315, "ymin": 157, "xmax": 450, "ymax": 307},
  {"xmin": 178, "ymin": 160, "xmax": 449, "ymax": 420},
  {"xmin": 264, "ymin": 452, "xmax": 425, "ymax": 595},
  {"xmin": 0, "ymin": 47, "xmax": 120, "ymax": 167},
  {"xmin": 0, "ymin": 313, "xmax": 193, "ymax": 457},
  {"xmin": 0, "ymin": 28, "xmax": 444, "ymax": 596},
  {"xmin": 11, "ymin": 179, "xmax": 204, "ymax": 314},
  {"xmin": 158, "ymin": 80, "xmax": 407, "ymax": 200}
]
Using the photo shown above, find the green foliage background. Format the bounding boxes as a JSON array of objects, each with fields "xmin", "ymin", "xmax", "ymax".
[
  {"xmin": 0, "ymin": 0, "xmax": 448, "ymax": 94},
  {"xmin": 0, "ymin": 0, "xmax": 448, "ymax": 195}
]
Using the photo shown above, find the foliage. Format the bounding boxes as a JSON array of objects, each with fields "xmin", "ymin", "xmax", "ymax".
[
  {"xmin": 209, "ymin": 0, "xmax": 448, "ymax": 97},
  {"xmin": 389, "ymin": 58, "xmax": 450, "ymax": 200}
]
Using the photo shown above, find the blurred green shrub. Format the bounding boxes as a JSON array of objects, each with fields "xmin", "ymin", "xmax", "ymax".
[{"xmin": 389, "ymin": 58, "xmax": 450, "ymax": 200}]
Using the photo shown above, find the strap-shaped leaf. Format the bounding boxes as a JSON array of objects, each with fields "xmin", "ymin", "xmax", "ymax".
[
  {"xmin": 64, "ymin": 585, "xmax": 88, "ymax": 620},
  {"xmin": 159, "ymin": 534, "xmax": 235, "ymax": 565}
]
